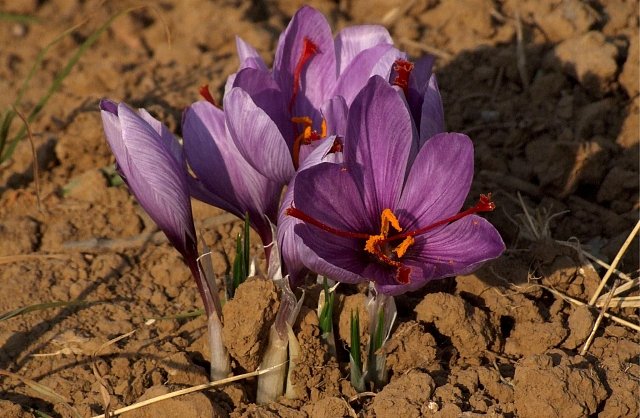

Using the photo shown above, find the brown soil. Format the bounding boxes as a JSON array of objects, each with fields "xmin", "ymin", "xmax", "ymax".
[{"xmin": 0, "ymin": 0, "xmax": 638, "ymax": 417}]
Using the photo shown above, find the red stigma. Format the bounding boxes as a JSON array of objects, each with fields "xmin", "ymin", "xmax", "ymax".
[
  {"xmin": 289, "ymin": 37, "xmax": 319, "ymax": 113},
  {"xmin": 286, "ymin": 207, "xmax": 369, "ymax": 239},
  {"xmin": 329, "ymin": 137, "xmax": 343, "ymax": 154},
  {"xmin": 199, "ymin": 84, "xmax": 217, "ymax": 106},
  {"xmin": 392, "ymin": 59, "xmax": 414, "ymax": 96}
]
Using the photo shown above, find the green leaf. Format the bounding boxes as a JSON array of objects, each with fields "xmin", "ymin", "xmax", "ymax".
[
  {"xmin": 0, "ymin": 13, "xmax": 40, "ymax": 23},
  {"xmin": 0, "ymin": 300, "xmax": 88, "ymax": 321}
]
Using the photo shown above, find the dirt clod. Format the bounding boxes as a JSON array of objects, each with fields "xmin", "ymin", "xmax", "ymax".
[{"xmin": 370, "ymin": 371, "xmax": 435, "ymax": 418}]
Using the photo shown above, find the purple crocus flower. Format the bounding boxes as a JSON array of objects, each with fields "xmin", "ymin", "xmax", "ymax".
[
  {"xmin": 222, "ymin": 6, "xmax": 410, "ymax": 182},
  {"xmin": 99, "ymin": 99, "xmax": 216, "ymax": 315},
  {"xmin": 182, "ymin": 100, "xmax": 281, "ymax": 248},
  {"xmin": 285, "ymin": 77, "xmax": 505, "ymax": 295}
]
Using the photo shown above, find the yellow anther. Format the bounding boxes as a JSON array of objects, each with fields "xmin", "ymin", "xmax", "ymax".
[
  {"xmin": 320, "ymin": 118, "xmax": 327, "ymax": 137},
  {"xmin": 291, "ymin": 116, "xmax": 313, "ymax": 125},
  {"xmin": 365, "ymin": 234, "xmax": 384, "ymax": 255},
  {"xmin": 393, "ymin": 236, "xmax": 415, "ymax": 258},
  {"xmin": 380, "ymin": 208, "xmax": 402, "ymax": 236}
]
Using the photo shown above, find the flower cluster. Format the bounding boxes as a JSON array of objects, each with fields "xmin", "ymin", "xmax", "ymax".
[{"xmin": 100, "ymin": 4, "xmax": 503, "ymax": 310}]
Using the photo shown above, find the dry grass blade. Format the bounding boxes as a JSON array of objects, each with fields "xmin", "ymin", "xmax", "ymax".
[
  {"xmin": 589, "ymin": 220, "xmax": 640, "ymax": 305},
  {"xmin": 556, "ymin": 240, "xmax": 633, "ymax": 282},
  {"xmin": 599, "ymin": 295, "xmax": 640, "ymax": 309},
  {"xmin": 0, "ymin": 370, "xmax": 82, "ymax": 418},
  {"xmin": 581, "ymin": 279, "xmax": 619, "ymax": 355},
  {"xmin": 541, "ymin": 285, "xmax": 640, "ymax": 332},
  {"xmin": 89, "ymin": 363, "xmax": 287, "ymax": 418},
  {"xmin": 12, "ymin": 107, "xmax": 42, "ymax": 212},
  {"xmin": 0, "ymin": 253, "xmax": 68, "ymax": 265},
  {"xmin": 397, "ymin": 37, "xmax": 453, "ymax": 60},
  {"xmin": 0, "ymin": 299, "xmax": 88, "ymax": 321}
]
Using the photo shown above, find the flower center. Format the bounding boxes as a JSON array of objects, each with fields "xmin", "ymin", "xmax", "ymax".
[
  {"xmin": 289, "ymin": 37, "xmax": 319, "ymax": 114},
  {"xmin": 392, "ymin": 59, "xmax": 414, "ymax": 96},
  {"xmin": 286, "ymin": 194, "xmax": 496, "ymax": 285},
  {"xmin": 291, "ymin": 116, "xmax": 327, "ymax": 169}
]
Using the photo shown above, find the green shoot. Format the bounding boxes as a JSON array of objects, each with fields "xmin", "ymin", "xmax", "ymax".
[
  {"xmin": 230, "ymin": 213, "xmax": 251, "ymax": 298},
  {"xmin": 0, "ymin": 299, "xmax": 89, "ymax": 321},
  {"xmin": 349, "ymin": 310, "xmax": 365, "ymax": 392},
  {"xmin": 0, "ymin": 13, "xmax": 39, "ymax": 23},
  {"xmin": 318, "ymin": 277, "xmax": 334, "ymax": 335},
  {"xmin": 350, "ymin": 310, "xmax": 361, "ymax": 371}
]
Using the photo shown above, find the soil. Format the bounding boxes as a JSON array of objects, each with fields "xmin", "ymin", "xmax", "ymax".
[{"xmin": 0, "ymin": 0, "xmax": 638, "ymax": 417}]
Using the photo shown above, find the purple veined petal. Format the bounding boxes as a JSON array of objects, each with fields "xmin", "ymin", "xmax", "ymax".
[
  {"xmin": 182, "ymin": 101, "xmax": 280, "ymax": 245},
  {"xmin": 345, "ymin": 76, "xmax": 413, "ymax": 218},
  {"xmin": 334, "ymin": 25, "xmax": 393, "ymax": 74},
  {"xmin": 101, "ymin": 102, "xmax": 196, "ymax": 258},
  {"xmin": 224, "ymin": 87, "xmax": 295, "ymax": 184},
  {"xmin": 419, "ymin": 74, "xmax": 445, "ymax": 145},
  {"xmin": 333, "ymin": 44, "xmax": 405, "ymax": 106},
  {"xmin": 279, "ymin": 136, "xmax": 344, "ymax": 284},
  {"xmin": 273, "ymin": 6, "xmax": 336, "ymax": 114},
  {"xmin": 138, "ymin": 108, "xmax": 185, "ymax": 167},
  {"xmin": 235, "ymin": 36, "xmax": 268, "ymax": 71},
  {"xmin": 232, "ymin": 67, "xmax": 291, "ymax": 146},
  {"xmin": 397, "ymin": 132, "xmax": 474, "ymax": 231},
  {"xmin": 377, "ymin": 215, "xmax": 505, "ymax": 296},
  {"xmin": 320, "ymin": 96, "xmax": 348, "ymax": 137},
  {"xmin": 408, "ymin": 54, "xmax": 435, "ymax": 97}
]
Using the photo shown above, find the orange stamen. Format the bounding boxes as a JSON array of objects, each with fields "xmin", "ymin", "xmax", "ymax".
[{"xmin": 291, "ymin": 116, "xmax": 327, "ymax": 169}]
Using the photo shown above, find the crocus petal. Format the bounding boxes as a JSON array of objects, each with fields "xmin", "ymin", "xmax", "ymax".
[
  {"xmin": 320, "ymin": 95, "xmax": 348, "ymax": 137},
  {"xmin": 100, "ymin": 101, "xmax": 195, "ymax": 258},
  {"xmin": 408, "ymin": 54, "xmax": 435, "ymax": 97},
  {"xmin": 333, "ymin": 44, "xmax": 405, "ymax": 106},
  {"xmin": 419, "ymin": 74, "xmax": 445, "ymax": 145},
  {"xmin": 224, "ymin": 87, "xmax": 295, "ymax": 184},
  {"xmin": 398, "ymin": 132, "xmax": 474, "ymax": 231},
  {"xmin": 232, "ymin": 68, "xmax": 290, "ymax": 144},
  {"xmin": 334, "ymin": 25, "xmax": 393, "ymax": 74},
  {"xmin": 278, "ymin": 137, "xmax": 342, "ymax": 284},
  {"xmin": 183, "ymin": 101, "xmax": 280, "ymax": 245},
  {"xmin": 377, "ymin": 215, "xmax": 505, "ymax": 295},
  {"xmin": 235, "ymin": 36, "xmax": 268, "ymax": 71},
  {"xmin": 273, "ymin": 6, "xmax": 336, "ymax": 115},
  {"xmin": 345, "ymin": 76, "xmax": 413, "ymax": 217}
]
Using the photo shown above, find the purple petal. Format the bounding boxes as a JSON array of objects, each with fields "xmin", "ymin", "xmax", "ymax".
[
  {"xmin": 419, "ymin": 74, "xmax": 445, "ymax": 145},
  {"xmin": 408, "ymin": 55, "xmax": 435, "ymax": 96},
  {"xmin": 333, "ymin": 44, "xmax": 405, "ymax": 106},
  {"xmin": 182, "ymin": 101, "xmax": 280, "ymax": 245},
  {"xmin": 273, "ymin": 6, "xmax": 336, "ymax": 115},
  {"xmin": 101, "ymin": 102, "xmax": 195, "ymax": 258},
  {"xmin": 398, "ymin": 133, "xmax": 474, "ymax": 231},
  {"xmin": 334, "ymin": 25, "xmax": 393, "ymax": 74},
  {"xmin": 224, "ymin": 87, "xmax": 295, "ymax": 184},
  {"xmin": 378, "ymin": 215, "xmax": 504, "ymax": 295},
  {"xmin": 232, "ymin": 68, "xmax": 291, "ymax": 146},
  {"xmin": 278, "ymin": 138, "xmax": 344, "ymax": 284},
  {"xmin": 345, "ymin": 76, "xmax": 413, "ymax": 218},
  {"xmin": 320, "ymin": 95, "xmax": 348, "ymax": 137},
  {"xmin": 235, "ymin": 36, "xmax": 267, "ymax": 71}
]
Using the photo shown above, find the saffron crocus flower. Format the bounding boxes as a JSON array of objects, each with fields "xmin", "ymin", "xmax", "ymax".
[
  {"xmin": 99, "ymin": 99, "xmax": 217, "ymax": 313},
  {"xmin": 286, "ymin": 77, "xmax": 505, "ymax": 295},
  {"xmin": 182, "ymin": 100, "xmax": 281, "ymax": 248},
  {"xmin": 223, "ymin": 6, "xmax": 407, "ymax": 181},
  {"xmin": 100, "ymin": 100, "xmax": 230, "ymax": 379}
]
